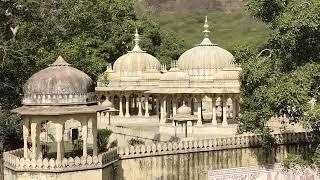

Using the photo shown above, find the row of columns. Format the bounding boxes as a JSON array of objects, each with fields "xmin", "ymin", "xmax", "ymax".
[
  {"xmin": 102, "ymin": 93, "xmax": 158, "ymax": 118},
  {"xmin": 23, "ymin": 116, "xmax": 98, "ymax": 161},
  {"xmin": 160, "ymin": 94, "xmax": 240, "ymax": 127},
  {"xmin": 99, "ymin": 92, "xmax": 240, "ymax": 127}
]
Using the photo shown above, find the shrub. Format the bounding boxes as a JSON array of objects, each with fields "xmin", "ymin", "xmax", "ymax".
[
  {"xmin": 128, "ymin": 138, "xmax": 145, "ymax": 146},
  {"xmin": 97, "ymin": 129, "xmax": 112, "ymax": 153}
]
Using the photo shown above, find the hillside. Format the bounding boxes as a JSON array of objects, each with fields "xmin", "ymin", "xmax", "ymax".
[{"xmin": 151, "ymin": 10, "xmax": 270, "ymax": 51}]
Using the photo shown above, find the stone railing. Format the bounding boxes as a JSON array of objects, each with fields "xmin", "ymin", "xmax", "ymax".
[
  {"xmin": 22, "ymin": 92, "xmax": 96, "ymax": 105},
  {"xmin": 3, "ymin": 132, "xmax": 312, "ymax": 171},
  {"xmin": 3, "ymin": 148, "xmax": 118, "ymax": 172},
  {"xmin": 118, "ymin": 132, "xmax": 311, "ymax": 159}
]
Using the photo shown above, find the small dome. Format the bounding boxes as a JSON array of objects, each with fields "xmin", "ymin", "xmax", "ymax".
[
  {"xmin": 113, "ymin": 29, "xmax": 161, "ymax": 77},
  {"xmin": 23, "ymin": 56, "xmax": 96, "ymax": 105},
  {"xmin": 177, "ymin": 17, "xmax": 236, "ymax": 77},
  {"xmin": 177, "ymin": 102, "xmax": 191, "ymax": 115}
]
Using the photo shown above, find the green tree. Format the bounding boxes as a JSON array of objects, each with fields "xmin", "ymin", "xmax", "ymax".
[
  {"xmin": 238, "ymin": 0, "xmax": 320, "ymax": 165},
  {"xmin": 0, "ymin": 0, "xmax": 186, "ymax": 150}
]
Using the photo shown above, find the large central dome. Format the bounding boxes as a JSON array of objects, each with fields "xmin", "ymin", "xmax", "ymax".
[{"xmin": 177, "ymin": 17, "xmax": 235, "ymax": 77}]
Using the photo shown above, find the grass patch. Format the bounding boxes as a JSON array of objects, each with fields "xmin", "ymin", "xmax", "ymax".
[{"xmin": 152, "ymin": 10, "xmax": 270, "ymax": 51}]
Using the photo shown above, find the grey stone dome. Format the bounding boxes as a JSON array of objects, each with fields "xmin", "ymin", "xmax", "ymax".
[{"xmin": 23, "ymin": 56, "xmax": 96, "ymax": 105}]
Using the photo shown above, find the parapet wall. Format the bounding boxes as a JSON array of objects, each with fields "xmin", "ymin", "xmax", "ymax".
[
  {"xmin": 118, "ymin": 132, "xmax": 311, "ymax": 159},
  {"xmin": 3, "ymin": 148, "xmax": 118, "ymax": 172},
  {"xmin": 3, "ymin": 131, "xmax": 312, "ymax": 180}
]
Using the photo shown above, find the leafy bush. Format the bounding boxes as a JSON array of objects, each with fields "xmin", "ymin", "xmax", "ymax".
[
  {"xmin": 97, "ymin": 129, "xmax": 112, "ymax": 153},
  {"xmin": 128, "ymin": 138, "xmax": 145, "ymax": 146},
  {"xmin": 71, "ymin": 139, "xmax": 83, "ymax": 157},
  {"xmin": 0, "ymin": 111, "xmax": 23, "ymax": 152}
]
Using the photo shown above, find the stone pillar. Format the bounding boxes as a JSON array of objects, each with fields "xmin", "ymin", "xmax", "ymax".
[
  {"xmin": 55, "ymin": 122, "xmax": 65, "ymax": 162},
  {"xmin": 30, "ymin": 121, "xmax": 39, "ymax": 159},
  {"xmin": 172, "ymin": 98, "xmax": 177, "ymax": 117},
  {"xmin": 156, "ymin": 97, "xmax": 160, "ymax": 116},
  {"xmin": 138, "ymin": 94, "xmax": 143, "ymax": 116},
  {"xmin": 125, "ymin": 94, "xmax": 130, "ymax": 117},
  {"xmin": 23, "ymin": 118, "xmax": 30, "ymax": 158},
  {"xmin": 82, "ymin": 119, "xmax": 88, "ymax": 157},
  {"xmin": 222, "ymin": 96, "xmax": 228, "ymax": 127},
  {"xmin": 197, "ymin": 96, "xmax": 202, "ymax": 126},
  {"xmin": 36, "ymin": 122, "xmax": 42, "ymax": 158},
  {"xmin": 144, "ymin": 95, "xmax": 149, "ymax": 117},
  {"xmin": 90, "ymin": 116, "xmax": 98, "ymax": 156},
  {"xmin": 119, "ymin": 95, "xmax": 124, "ymax": 117},
  {"xmin": 212, "ymin": 95, "xmax": 217, "ymax": 125},
  {"xmin": 160, "ymin": 97, "xmax": 167, "ymax": 124}
]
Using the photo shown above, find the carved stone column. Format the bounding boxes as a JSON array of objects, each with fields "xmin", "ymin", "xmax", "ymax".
[
  {"xmin": 212, "ymin": 95, "xmax": 217, "ymax": 125},
  {"xmin": 125, "ymin": 94, "xmax": 130, "ymax": 117},
  {"xmin": 160, "ymin": 97, "xmax": 167, "ymax": 124},
  {"xmin": 138, "ymin": 94, "xmax": 143, "ymax": 116},
  {"xmin": 90, "ymin": 116, "xmax": 98, "ymax": 156},
  {"xmin": 30, "ymin": 121, "xmax": 39, "ymax": 159},
  {"xmin": 197, "ymin": 96, "xmax": 202, "ymax": 126},
  {"xmin": 119, "ymin": 95, "xmax": 124, "ymax": 117},
  {"xmin": 55, "ymin": 121, "xmax": 65, "ymax": 162},
  {"xmin": 222, "ymin": 96, "xmax": 228, "ymax": 127},
  {"xmin": 23, "ymin": 118, "xmax": 30, "ymax": 158},
  {"xmin": 172, "ymin": 97, "xmax": 177, "ymax": 117},
  {"xmin": 82, "ymin": 119, "xmax": 88, "ymax": 157},
  {"xmin": 144, "ymin": 95, "xmax": 149, "ymax": 117}
]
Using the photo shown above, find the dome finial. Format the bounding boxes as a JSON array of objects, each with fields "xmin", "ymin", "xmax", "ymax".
[
  {"xmin": 50, "ymin": 56, "xmax": 70, "ymax": 66},
  {"xmin": 203, "ymin": 16, "xmax": 210, "ymax": 38},
  {"xmin": 131, "ymin": 28, "xmax": 143, "ymax": 52},
  {"xmin": 134, "ymin": 28, "xmax": 140, "ymax": 46}
]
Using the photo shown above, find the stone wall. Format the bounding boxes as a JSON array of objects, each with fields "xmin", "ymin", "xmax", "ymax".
[
  {"xmin": 3, "ymin": 132, "xmax": 312, "ymax": 180},
  {"xmin": 115, "ymin": 132, "xmax": 311, "ymax": 179}
]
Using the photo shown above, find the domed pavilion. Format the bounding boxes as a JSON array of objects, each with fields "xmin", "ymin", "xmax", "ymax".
[
  {"xmin": 96, "ymin": 17, "xmax": 241, "ymax": 136},
  {"xmin": 13, "ymin": 56, "xmax": 109, "ymax": 161}
]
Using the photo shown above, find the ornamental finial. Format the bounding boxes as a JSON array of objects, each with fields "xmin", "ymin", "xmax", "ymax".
[
  {"xmin": 134, "ymin": 28, "xmax": 140, "ymax": 46},
  {"xmin": 203, "ymin": 16, "xmax": 210, "ymax": 38}
]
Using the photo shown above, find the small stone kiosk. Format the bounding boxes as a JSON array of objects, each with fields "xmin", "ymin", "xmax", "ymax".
[{"xmin": 4, "ymin": 56, "xmax": 118, "ymax": 180}]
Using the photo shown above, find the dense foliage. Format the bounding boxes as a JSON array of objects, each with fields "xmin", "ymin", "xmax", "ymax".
[
  {"xmin": 0, "ymin": 0, "xmax": 186, "ymax": 151},
  {"xmin": 238, "ymin": 0, "xmax": 320, "ymax": 164},
  {"xmin": 97, "ymin": 129, "xmax": 112, "ymax": 153}
]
